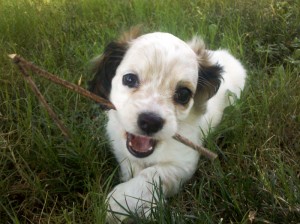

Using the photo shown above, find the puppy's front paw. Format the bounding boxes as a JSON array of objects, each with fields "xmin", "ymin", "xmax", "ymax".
[
  {"xmin": 105, "ymin": 181, "xmax": 154, "ymax": 223},
  {"xmin": 106, "ymin": 184, "xmax": 130, "ymax": 224}
]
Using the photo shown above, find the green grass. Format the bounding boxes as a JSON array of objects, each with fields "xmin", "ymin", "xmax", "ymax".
[{"xmin": 0, "ymin": 0, "xmax": 299, "ymax": 223}]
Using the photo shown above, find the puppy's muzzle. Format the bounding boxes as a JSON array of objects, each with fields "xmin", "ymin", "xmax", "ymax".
[
  {"xmin": 138, "ymin": 112, "xmax": 164, "ymax": 135},
  {"xmin": 125, "ymin": 112, "xmax": 163, "ymax": 158}
]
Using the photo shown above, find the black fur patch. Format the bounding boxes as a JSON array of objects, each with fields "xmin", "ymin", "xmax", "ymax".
[
  {"xmin": 88, "ymin": 42, "xmax": 128, "ymax": 108},
  {"xmin": 197, "ymin": 63, "xmax": 223, "ymax": 100}
]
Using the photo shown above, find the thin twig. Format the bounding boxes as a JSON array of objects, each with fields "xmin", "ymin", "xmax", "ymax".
[
  {"xmin": 9, "ymin": 54, "xmax": 70, "ymax": 139},
  {"xmin": 9, "ymin": 54, "xmax": 218, "ymax": 161},
  {"xmin": 9, "ymin": 54, "xmax": 115, "ymax": 110},
  {"xmin": 173, "ymin": 134, "xmax": 218, "ymax": 160}
]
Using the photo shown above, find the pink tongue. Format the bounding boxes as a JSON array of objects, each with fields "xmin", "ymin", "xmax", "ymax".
[{"xmin": 131, "ymin": 135, "xmax": 153, "ymax": 152}]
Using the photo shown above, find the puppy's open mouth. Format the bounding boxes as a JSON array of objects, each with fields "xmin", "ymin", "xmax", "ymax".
[{"xmin": 126, "ymin": 133, "xmax": 157, "ymax": 158}]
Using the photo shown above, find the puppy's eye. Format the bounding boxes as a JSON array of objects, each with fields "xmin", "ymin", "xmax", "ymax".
[
  {"xmin": 122, "ymin": 73, "xmax": 139, "ymax": 88},
  {"xmin": 174, "ymin": 87, "xmax": 192, "ymax": 105}
]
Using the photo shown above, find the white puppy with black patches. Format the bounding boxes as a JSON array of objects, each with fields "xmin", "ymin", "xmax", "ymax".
[{"xmin": 89, "ymin": 28, "xmax": 246, "ymax": 223}]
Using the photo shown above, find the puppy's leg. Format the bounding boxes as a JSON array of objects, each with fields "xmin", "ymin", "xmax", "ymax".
[{"xmin": 106, "ymin": 164, "xmax": 195, "ymax": 223}]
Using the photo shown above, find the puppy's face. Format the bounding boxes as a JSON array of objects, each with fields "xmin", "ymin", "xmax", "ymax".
[{"xmin": 89, "ymin": 30, "xmax": 222, "ymax": 158}]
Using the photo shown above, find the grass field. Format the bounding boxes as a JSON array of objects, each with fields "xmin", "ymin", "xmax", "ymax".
[{"xmin": 0, "ymin": 0, "xmax": 299, "ymax": 223}]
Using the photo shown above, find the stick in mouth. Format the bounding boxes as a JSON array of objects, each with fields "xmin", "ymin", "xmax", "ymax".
[{"xmin": 8, "ymin": 53, "xmax": 218, "ymax": 161}]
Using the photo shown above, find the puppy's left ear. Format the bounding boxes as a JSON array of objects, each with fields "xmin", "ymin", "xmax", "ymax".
[{"xmin": 188, "ymin": 36, "xmax": 223, "ymax": 102}]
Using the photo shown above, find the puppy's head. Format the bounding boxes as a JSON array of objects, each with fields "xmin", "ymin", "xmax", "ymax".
[{"xmin": 89, "ymin": 28, "xmax": 222, "ymax": 158}]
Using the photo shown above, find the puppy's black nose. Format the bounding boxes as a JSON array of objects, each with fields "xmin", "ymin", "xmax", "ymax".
[{"xmin": 138, "ymin": 112, "xmax": 164, "ymax": 135}]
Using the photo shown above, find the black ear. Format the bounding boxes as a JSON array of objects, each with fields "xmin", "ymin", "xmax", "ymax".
[
  {"xmin": 88, "ymin": 41, "xmax": 128, "ymax": 102},
  {"xmin": 187, "ymin": 36, "xmax": 223, "ymax": 102},
  {"xmin": 197, "ymin": 63, "xmax": 223, "ymax": 100},
  {"xmin": 88, "ymin": 26, "xmax": 142, "ymax": 105}
]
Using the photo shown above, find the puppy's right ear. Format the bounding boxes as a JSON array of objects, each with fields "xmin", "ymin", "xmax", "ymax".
[
  {"xmin": 88, "ymin": 26, "xmax": 142, "ymax": 109},
  {"xmin": 88, "ymin": 42, "xmax": 128, "ymax": 101}
]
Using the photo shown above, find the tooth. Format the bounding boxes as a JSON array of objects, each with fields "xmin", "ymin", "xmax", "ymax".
[{"xmin": 129, "ymin": 142, "xmax": 132, "ymax": 147}]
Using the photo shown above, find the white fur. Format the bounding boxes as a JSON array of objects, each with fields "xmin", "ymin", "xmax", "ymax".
[{"xmin": 104, "ymin": 32, "xmax": 246, "ymax": 223}]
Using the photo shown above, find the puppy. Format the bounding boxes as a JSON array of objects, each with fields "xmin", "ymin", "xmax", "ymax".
[{"xmin": 89, "ymin": 28, "xmax": 246, "ymax": 223}]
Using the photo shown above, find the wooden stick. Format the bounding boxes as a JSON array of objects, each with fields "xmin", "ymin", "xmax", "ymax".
[
  {"xmin": 9, "ymin": 54, "xmax": 217, "ymax": 161},
  {"xmin": 9, "ymin": 54, "xmax": 115, "ymax": 110},
  {"xmin": 8, "ymin": 54, "xmax": 70, "ymax": 139},
  {"xmin": 173, "ymin": 134, "xmax": 218, "ymax": 160}
]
